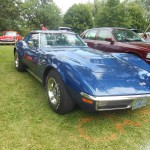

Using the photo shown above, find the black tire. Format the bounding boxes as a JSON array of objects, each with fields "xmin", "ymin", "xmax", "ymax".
[
  {"xmin": 14, "ymin": 51, "xmax": 25, "ymax": 72},
  {"xmin": 46, "ymin": 69, "xmax": 75, "ymax": 114}
]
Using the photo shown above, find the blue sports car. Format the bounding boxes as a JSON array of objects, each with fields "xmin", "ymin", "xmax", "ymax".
[{"xmin": 14, "ymin": 30, "xmax": 150, "ymax": 114}]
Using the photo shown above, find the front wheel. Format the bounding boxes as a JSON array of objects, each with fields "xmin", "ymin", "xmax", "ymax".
[
  {"xmin": 14, "ymin": 51, "xmax": 25, "ymax": 71},
  {"xmin": 46, "ymin": 69, "xmax": 75, "ymax": 114}
]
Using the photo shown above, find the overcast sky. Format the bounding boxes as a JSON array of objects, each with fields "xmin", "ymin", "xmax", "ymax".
[{"xmin": 53, "ymin": 0, "xmax": 94, "ymax": 13}]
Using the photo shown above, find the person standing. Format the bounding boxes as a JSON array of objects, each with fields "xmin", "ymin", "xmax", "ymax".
[{"xmin": 40, "ymin": 24, "xmax": 47, "ymax": 30}]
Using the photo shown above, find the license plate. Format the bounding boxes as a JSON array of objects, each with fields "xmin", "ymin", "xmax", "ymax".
[{"xmin": 132, "ymin": 99, "xmax": 148, "ymax": 110}]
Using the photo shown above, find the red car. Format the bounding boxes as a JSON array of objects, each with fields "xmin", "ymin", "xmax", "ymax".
[
  {"xmin": 0, "ymin": 31, "xmax": 22, "ymax": 44},
  {"xmin": 81, "ymin": 27, "xmax": 150, "ymax": 64}
]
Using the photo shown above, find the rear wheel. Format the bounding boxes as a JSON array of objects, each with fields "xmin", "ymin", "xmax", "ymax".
[
  {"xmin": 46, "ymin": 69, "xmax": 75, "ymax": 114},
  {"xmin": 14, "ymin": 51, "xmax": 25, "ymax": 71}
]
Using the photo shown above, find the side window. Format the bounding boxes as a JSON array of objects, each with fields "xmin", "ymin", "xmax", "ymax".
[
  {"xmin": 25, "ymin": 33, "xmax": 39, "ymax": 48},
  {"xmin": 97, "ymin": 30, "xmax": 113, "ymax": 41},
  {"xmin": 83, "ymin": 30, "xmax": 97, "ymax": 40}
]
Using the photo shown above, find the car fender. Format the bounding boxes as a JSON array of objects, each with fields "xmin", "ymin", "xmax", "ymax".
[
  {"xmin": 43, "ymin": 56, "xmax": 107, "ymax": 97},
  {"xmin": 112, "ymin": 53, "xmax": 150, "ymax": 72}
]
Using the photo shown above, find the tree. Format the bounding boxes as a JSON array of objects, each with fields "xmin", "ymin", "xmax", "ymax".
[
  {"xmin": 20, "ymin": 0, "xmax": 62, "ymax": 31},
  {"xmin": 95, "ymin": 0, "xmax": 132, "ymax": 28},
  {"xmin": 63, "ymin": 4, "xmax": 94, "ymax": 34},
  {"xmin": 0, "ymin": 0, "xmax": 22, "ymax": 31},
  {"xmin": 139, "ymin": 0, "xmax": 150, "ymax": 25},
  {"xmin": 126, "ymin": 2, "xmax": 149, "ymax": 32}
]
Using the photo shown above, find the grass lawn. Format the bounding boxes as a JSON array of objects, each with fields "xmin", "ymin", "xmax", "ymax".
[{"xmin": 0, "ymin": 46, "xmax": 150, "ymax": 150}]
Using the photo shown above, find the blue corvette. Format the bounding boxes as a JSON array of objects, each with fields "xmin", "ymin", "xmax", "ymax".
[{"xmin": 14, "ymin": 30, "xmax": 150, "ymax": 114}]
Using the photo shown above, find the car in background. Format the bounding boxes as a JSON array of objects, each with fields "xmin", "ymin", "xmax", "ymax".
[
  {"xmin": 58, "ymin": 27, "xmax": 72, "ymax": 32},
  {"xmin": 0, "ymin": 31, "xmax": 22, "ymax": 44},
  {"xmin": 81, "ymin": 27, "xmax": 150, "ymax": 64},
  {"xmin": 130, "ymin": 28, "xmax": 138, "ymax": 33},
  {"xmin": 14, "ymin": 30, "xmax": 150, "ymax": 114}
]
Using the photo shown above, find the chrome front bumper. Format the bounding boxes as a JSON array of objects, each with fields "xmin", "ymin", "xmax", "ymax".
[
  {"xmin": 81, "ymin": 92, "xmax": 150, "ymax": 111},
  {"xmin": 0, "ymin": 41, "xmax": 16, "ymax": 44}
]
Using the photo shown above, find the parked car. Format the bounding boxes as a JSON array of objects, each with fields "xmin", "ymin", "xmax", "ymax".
[
  {"xmin": 0, "ymin": 31, "xmax": 22, "ymax": 44},
  {"xmin": 130, "ymin": 28, "xmax": 138, "ymax": 33},
  {"xmin": 81, "ymin": 27, "xmax": 150, "ymax": 64},
  {"xmin": 58, "ymin": 27, "xmax": 72, "ymax": 32},
  {"xmin": 14, "ymin": 30, "xmax": 150, "ymax": 114}
]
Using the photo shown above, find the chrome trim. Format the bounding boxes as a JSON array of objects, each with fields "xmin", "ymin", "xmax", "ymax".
[
  {"xmin": 80, "ymin": 92, "xmax": 150, "ymax": 102},
  {"xmin": 26, "ymin": 68, "xmax": 42, "ymax": 83},
  {"xmin": 0, "ymin": 41, "xmax": 16, "ymax": 44},
  {"xmin": 96, "ymin": 106, "xmax": 131, "ymax": 111}
]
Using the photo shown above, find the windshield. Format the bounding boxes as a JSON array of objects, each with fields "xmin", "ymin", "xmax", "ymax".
[
  {"xmin": 4, "ymin": 31, "xmax": 17, "ymax": 36},
  {"xmin": 40, "ymin": 33, "xmax": 86, "ymax": 47},
  {"xmin": 113, "ymin": 29, "xmax": 142, "ymax": 42}
]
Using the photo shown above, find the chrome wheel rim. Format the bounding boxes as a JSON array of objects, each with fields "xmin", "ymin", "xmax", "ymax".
[
  {"xmin": 47, "ymin": 77, "xmax": 60, "ymax": 106},
  {"xmin": 15, "ymin": 53, "xmax": 19, "ymax": 68}
]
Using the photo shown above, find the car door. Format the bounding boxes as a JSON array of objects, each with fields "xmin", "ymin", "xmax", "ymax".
[
  {"xmin": 82, "ymin": 29, "xmax": 98, "ymax": 48},
  {"xmin": 24, "ymin": 33, "xmax": 39, "ymax": 75},
  {"xmin": 96, "ymin": 29, "xmax": 117, "ymax": 52}
]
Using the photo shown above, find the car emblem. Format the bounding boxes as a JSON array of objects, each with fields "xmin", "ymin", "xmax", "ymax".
[{"xmin": 139, "ymin": 82, "xmax": 146, "ymax": 86}]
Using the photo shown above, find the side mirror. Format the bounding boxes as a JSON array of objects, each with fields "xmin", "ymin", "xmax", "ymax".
[{"xmin": 105, "ymin": 38, "xmax": 114, "ymax": 44}]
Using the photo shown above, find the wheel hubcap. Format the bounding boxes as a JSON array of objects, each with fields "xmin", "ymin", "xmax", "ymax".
[
  {"xmin": 47, "ymin": 78, "xmax": 60, "ymax": 106},
  {"xmin": 15, "ymin": 53, "xmax": 19, "ymax": 68}
]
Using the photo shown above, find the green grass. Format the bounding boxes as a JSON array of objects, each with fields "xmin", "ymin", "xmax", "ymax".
[{"xmin": 0, "ymin": 46, "xmax": 150, "ymax": 150}]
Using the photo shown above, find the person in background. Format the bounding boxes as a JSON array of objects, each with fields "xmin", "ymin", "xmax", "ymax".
[
  {"xmin": 40, "ymin": 24, "xmax": 47, "ymax": 30},
  {"xmin": 143, "ymin": 33, "xmax": 148, "ymax": 39}
]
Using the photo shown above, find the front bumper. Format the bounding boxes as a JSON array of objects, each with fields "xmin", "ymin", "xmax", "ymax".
[
  {"xmin": 0, "ymin": 39, "xmax": 16, "ymax": 44},
  {"xmin": 81, "ymin": 92, "xmax": 150, "ymax": 111},
  {"xmin": 0, "ymin": 41, "xmax": 16, "ymax": 44}
]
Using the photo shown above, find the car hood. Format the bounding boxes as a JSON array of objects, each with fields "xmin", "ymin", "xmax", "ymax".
[
  {"xmin": 118, "ymin": 41, "xmax": 150, "ymax": 51},
  {"xmin": 45, "ymin": 47, "xmax": 150, "ymax": 95}
]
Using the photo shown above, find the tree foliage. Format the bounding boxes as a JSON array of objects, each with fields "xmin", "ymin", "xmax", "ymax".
[
  {"xmin": 126, "ymin": 2, "xmax": 149, "ymax": 32},
  {"xmin": 95, "ymin": 0, "xmax": 132, "ymax": 28},
  {"xmin": 0, "ymin": 0, "xmax": 22, "ymax": 31},
  {"xmin": 21, "ymin": 0, "xmax": 62, "ymax": 30},
  {"xmin": 0, "ymin": 0, "xmax": 62, "ymax": 35},
  {"xmin": 89, "ymin": 0, "xmax": 149, "ymax": 32},
  {"xmin": 0, "ymin": 0, "xmax": 149, "ymax": 35},
  {"xmin": 63, "ymin": 4, "xmax": 94, "ymax": 34},
  {"xmin": 139, "ymin": 0, "xmax": 150, "ymax": 21}
]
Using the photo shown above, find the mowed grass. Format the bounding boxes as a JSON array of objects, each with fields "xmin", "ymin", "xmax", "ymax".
[{"xmin": 0, "ymin": 46, "xmax": 150, "ymax": 150}]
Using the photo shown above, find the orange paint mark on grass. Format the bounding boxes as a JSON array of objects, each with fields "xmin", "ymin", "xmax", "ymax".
[
  {"xmin": 142, "ymin": 119, "xmax": 149, "ymax": 123},
  {"xmin": 76, "ymin": 108, "xmax": 149, "ymax": 143},
  {"xmin": 77, "ymin": 117, "xmax": 118, "ymax": 143},
  {"xmin": 80, "ymin": 117, "xmax": 94, "ymax": 123},
  {"xmin": 115, "ymin": 119, "xmax": 141, "ymax": 134},
  {"xmin": 141, "ymin": 109, "xmax": 150, "ymax": 115},
  {"xmin": 137, "ymin": 109, "xmax": 150, "ymax": 123},
  {"xmin": 138, "ymin": 116, "xmax": 150, "ymax": 123}
]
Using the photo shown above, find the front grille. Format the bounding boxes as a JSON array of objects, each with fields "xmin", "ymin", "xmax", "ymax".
[{"xmin": 96, "ymin": 100, "xmax": 133, "ymax": 110}]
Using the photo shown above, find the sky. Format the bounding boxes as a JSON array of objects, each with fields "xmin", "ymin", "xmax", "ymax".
[{"xmin": 53, "ymin": 0, "xmax": 94, "ymax": 14}]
